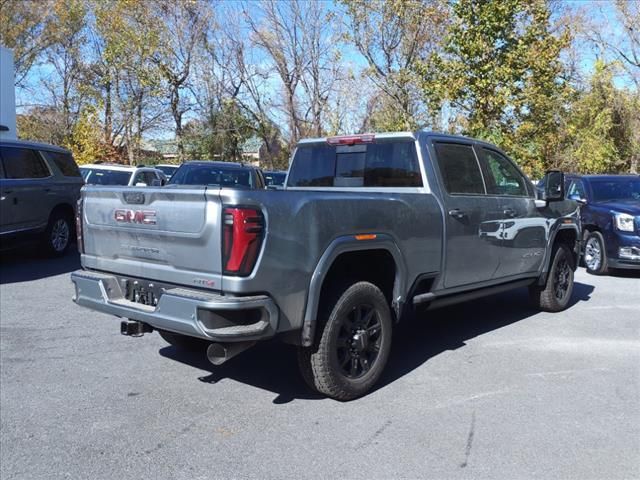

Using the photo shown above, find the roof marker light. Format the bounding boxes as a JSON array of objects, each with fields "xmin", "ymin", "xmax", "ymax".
[
  {"xmin": 327, "ymin": 134, "xmax": 375, "ymax": 146},
  {"xmin": 355, "ymin": 234, "xmax": 377, "ymax": 241}
]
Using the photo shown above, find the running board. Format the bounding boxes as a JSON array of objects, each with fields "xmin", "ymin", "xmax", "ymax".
[{"xmin": 413, "ymin": 278, "xmax": 535, "ymax": 310}]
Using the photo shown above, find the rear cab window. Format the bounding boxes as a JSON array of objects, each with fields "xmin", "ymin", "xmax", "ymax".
[
  {"xmin": 287, "ymin": 139, "xmax": 422, "ymax": 188},
  {"xmin": 432, "ymin": 142, "xmax": 485, "ymax": 195}
]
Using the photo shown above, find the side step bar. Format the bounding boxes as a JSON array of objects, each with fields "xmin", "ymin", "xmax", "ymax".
[{"xmin": 413, "ymin": 278, "xmax": 535, "ymax": 310}]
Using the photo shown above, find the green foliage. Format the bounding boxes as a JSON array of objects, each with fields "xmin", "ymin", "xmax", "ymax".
[
  {"xmin": 563, "ymin": 61, "xmax": 637, "ymax": 173},
  {"xmin": 420, "ymin": 0, "xmax": 572, "ymax": 177},
  {"xmin": 184, "ymin": 100, "xmax": 256, "ymax": 162}
]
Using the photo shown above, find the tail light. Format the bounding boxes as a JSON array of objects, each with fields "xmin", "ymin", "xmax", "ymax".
[
  {"xmin": 222, "ymin": 207, "xmax": 264, "ymax": 276},
  {"xmin": 76, "ymin": 198, "xmax": 84, "ymax": 254}
]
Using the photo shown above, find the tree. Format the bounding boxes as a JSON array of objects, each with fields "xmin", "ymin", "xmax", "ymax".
[
  {"xmin": 563, "ymin": 61, "xmax": 637, "ymax": 173},
  {"xmin": 342, "ymin": 0, "xmax": 449, "ymax": 131},
  {"xmin": 0, "ymin": 0, "xmax": 55, "ymax": 86},
  {"xmin": 422, "ymin": 0, "xmax": 572, "ymax": 176},
  {"xmin": 94, "ymin": 0, "xmax": 165, "ymax": 164},
  {"xmin": 244, "ymin": 0, "xmax": 309, "ymax": 144},
  {"xmin": 65, "ymin": 104, "xmax": 107, "ymax": 165},
  {"xmin": 43, "ymin": 0, "xmax": 91, "ymax": 139},
  {"xmin": 17, "ymin": 106, "xmax": 66, "ymax": 144},
  {"xmin": 150, "ymin": 0, "xmax": 211, "ymax": 161}
]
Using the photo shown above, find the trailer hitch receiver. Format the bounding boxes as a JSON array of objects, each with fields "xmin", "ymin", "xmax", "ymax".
[{"xmin": 120, "ymin": 320, "xmax": 153, "ymax": 337}]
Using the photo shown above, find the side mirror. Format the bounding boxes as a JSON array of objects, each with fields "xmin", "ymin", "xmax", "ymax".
[
  {"xmin": 544, "ymin": 170, "xmax": 564, "ymax": 202},
  {"xmin": 151, "ymin": 179, "xmax": 163, "ymax": 187}
]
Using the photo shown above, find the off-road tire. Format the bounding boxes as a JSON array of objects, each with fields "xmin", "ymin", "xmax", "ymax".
[
  {"xmin": 158, "ymin": 330, "xmax": 209, "ymax": 351},
  {"xmin": 529, "ymin": 243, "xmax": 574, "ymax": 312},
  {"xmin": 297, "ymin": 281, "xmax": 392, "ymax": 401},
  {"xmin": 583, "ymin": 231, "xmax": 609, "ymax": 275},
  {"xmin": 42, "ymin": 210, "xmax": 73, "ymax": 257}
]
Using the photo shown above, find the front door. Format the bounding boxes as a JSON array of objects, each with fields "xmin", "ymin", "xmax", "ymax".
[
  {"xmin": 430, "ymin": 141, "xmax": 501, "ymax": 289},
  {"xmin": 477, "ymin": 147, "xmax": 547, "ymax": 277}
]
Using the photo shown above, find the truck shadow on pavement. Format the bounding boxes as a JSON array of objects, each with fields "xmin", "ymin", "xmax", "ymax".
[
  {"xmin": 159, "ymin": 281, "xmax": 595, "ymax": 404},
  {"xmin": 0, "ymin": 249, "xmax": 80, "ymax": 284}
]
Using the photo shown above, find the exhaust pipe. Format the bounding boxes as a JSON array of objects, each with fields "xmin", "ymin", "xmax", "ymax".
[{"xmin": 207, "ymin": 341, "xmax": 255, "ymax": 366}]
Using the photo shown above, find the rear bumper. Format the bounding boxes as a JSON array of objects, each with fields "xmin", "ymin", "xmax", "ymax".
[{"xmin": 71, "ymin": 270, "xmax": 279, "ymax": 342}]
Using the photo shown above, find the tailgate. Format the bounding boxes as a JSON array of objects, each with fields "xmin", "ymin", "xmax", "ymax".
[{"xmin": 80, "ymin": 186, "xmax": 224, "ymax": 291}]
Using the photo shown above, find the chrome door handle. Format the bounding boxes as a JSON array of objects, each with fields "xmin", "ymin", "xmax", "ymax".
[
  {"xmin": 448, "ymin": 209, "xmax": 466, "ymax": 219},
  {"xmin": 503, "ymin": 208, "xmax": 516, "ymax": 217}
]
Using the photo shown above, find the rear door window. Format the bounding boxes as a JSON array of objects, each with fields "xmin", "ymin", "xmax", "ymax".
[
  {"xmin": 287, "ymin": 140, "xmax": 422, "ymax": 188},
  {"xmin": 0, "ymin": 147, "xmax": 50, "ymax": 179},
  {"xmin": 41, "ymin": 150, "xmax": 81, "ymax": 177},
  {"xmin": 432, "ymin": 143, "xmax": 485, "ymax": 195}
]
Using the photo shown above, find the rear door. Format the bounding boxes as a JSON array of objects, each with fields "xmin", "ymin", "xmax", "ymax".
[
  {"xmin": 429, "ymin": 141, "xmax": 501, "ymax": 288},
  {"xmin": 0, "ymin": 146, "xmax": 52, "ymax": 232},
  {"xmin": 477, "ymin": 147, "xmax": 547, "ymax": 276},
  {"xmin": 81, "ymin": 186, "xmax": 224, "ymax": 290}
]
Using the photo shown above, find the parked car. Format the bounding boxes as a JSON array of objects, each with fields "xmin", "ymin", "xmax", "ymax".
[
  {"xmin": 564, "ymin": 174, "xmax": 639, "ymax": 274},
  {"xmin": 263, "ymin": 170, "xmax": 287, "ymax": 188},
  {"xmin": 71, "ymin": 131, "xmax": 580, "ymax": 400},
  {"xmin": 0, "ymin": 139, "xmax": 83, "ymax": 255},
  {"xmin": 80, "ymin": 164, "xmax": 166, "ymax": 186},
  {"xmin": 167, "ymin": 161, "xmax": 266, "ymax": 188},
  {"xmin": 155, "ymin": 164, "xmax": 179, "ymax": 180}
]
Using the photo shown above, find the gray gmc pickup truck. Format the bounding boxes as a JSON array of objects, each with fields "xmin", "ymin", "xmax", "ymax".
[{"xmin": 71, "ymin": 131, "xmax": 580, "ymax": 400}]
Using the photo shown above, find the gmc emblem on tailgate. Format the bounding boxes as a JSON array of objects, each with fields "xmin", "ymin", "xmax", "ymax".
[{"xmin": 114, "ymin": 209, "xmax": 157, "ymax": 225}]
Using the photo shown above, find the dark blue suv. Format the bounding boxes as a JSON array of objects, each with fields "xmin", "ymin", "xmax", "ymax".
[{"xmin": 562, "ymin": 175, "xmax": 639, "ymax": 274}]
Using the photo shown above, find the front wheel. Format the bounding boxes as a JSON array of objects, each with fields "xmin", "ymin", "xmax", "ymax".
[
  {"xmin": 529, "ymin": 243, "xmax": 574, "ymax": 312},
  {"xmin": 584, "ymin": 231, "xmax": 608, "ymax": 275},
  {"xmin": 297, "ymin": 281, "xmax": 392, "ymax": 401}
]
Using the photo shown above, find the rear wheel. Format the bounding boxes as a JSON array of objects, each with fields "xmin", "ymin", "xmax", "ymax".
[
  {"xmin": 43, "ymin": 211, "xmax": 72, "ymax": 256},
  {"xmin": 584, "ymin": 231, "xmax": 608, "ymax": 275},
  {"xmin": 529, "ymin": 243, "xmax": 574, "ymax": 312},
  {"xmin": 297, "ymin": 281, "xmax": 392, "ymax": 401},
  {"xmin": 158, "ymin": 330, "xmax": 209, "ymax": 352}
]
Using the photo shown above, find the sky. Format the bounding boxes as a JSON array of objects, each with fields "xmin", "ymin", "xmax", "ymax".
[{"xmin": 10, "ymin": 0, "xmax": 637, "ymax": 141}]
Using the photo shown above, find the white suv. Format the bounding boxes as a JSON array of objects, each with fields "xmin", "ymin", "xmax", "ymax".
[{"xmin": 80, "ymin": 164, "xmax": 167, "ymax": 186}]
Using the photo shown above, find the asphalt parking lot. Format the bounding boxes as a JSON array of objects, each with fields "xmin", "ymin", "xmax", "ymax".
[{"xmin": 1, "ymin": 250, "xmax": 638, "ymax": 480}]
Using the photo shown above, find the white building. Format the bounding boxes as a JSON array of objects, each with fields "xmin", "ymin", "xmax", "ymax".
[{"xmin": 0, "ymin": 46, "xmax": 17, "ymax": 140}]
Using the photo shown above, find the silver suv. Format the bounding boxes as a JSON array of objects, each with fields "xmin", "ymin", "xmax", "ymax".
[{"xmin": 0, "ymin": 139, "xmax": 83, "ymax": 256}]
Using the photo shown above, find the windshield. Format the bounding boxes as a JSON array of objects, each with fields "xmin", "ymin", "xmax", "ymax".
[
  {"xmin": 168, "ymin": 164, "xmax": 253, "ymax": 188},
  {"xmin": 590, "ymin": 178, "xmax": 640, "ymax": 203},
  {"xmin": 84, "ymin": 169, "xmax": 132, "ymax": 186},
  {"xmin": 156, "ymin": 165, "xmax": 178, "ymax": 177},
  {"xmin": 264, "ymin": 172, "xmax": 286, "ymax": 186}
]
